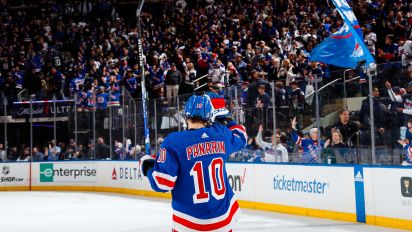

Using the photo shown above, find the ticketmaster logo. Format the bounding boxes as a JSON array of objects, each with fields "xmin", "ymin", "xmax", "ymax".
[
  {"xmin": 40, "ymin": 164, "xmax": 54, "ymax": 182},
  {"xmin": 273, "ymin": 175, "xmax": 329, "ymax": 194}
]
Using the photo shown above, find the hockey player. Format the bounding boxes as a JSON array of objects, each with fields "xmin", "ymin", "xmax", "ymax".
[{"xmin": 140, "ymin": 94, "xmax": 247, "ymax": 231}]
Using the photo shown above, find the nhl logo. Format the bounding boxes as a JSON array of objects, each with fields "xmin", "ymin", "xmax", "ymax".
[{"xmin": 2, "ymin": 166, "xmax": 10, "ymax": 175}]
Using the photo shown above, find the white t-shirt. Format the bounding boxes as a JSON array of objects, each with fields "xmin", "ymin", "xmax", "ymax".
[
  {"xmin": 256, "ymin": 131, "xmax": 289, "ymax": 162},
  {"xmin": 401, "ymin": 40, "xmax": 412, "ymax": 66},
  {"xmin": 365, "ymin": 32, "xmax": 377, "ymax": 55}
]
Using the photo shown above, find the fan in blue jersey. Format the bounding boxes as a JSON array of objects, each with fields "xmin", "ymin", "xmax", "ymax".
[
  {"xmin": 140, "ymin": 94, "xmax": 247, "ymax": 232},
  {"xmin": 108, "ymin": 75, "xmax": 120, "ymax": 106},
  {"xmin": 11, "ymin": 66, "xmax": 24, "ymax": 90},
  {"xmin": 398, "ymin": 139, "xmax": 412, "ymax": 166},
  {"xmin": 69, "ymin": 75, "xmax": 85, "ymax": 97},
  {"xmin": 96, "ymin": 86, "xmax": 109, "ymax": 109},
  {"xmin": 291, "ymin": 117, "xmax": 324, "ymax": 163}
]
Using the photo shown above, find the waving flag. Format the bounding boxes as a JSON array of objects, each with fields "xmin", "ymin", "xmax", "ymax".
[{"xmin": 309, "ymin": 0, "xmax": 374, "ymax": 68}]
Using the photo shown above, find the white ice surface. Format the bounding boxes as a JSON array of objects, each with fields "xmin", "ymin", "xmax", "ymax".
[{"xmin": 0, "ymin": 191, "xmax": 406, "ymax": 232}]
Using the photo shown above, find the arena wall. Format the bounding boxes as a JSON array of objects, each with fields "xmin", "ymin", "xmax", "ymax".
[{"xmin": 0, "ymin": 161, "xmax": 411, "ymax": 230}]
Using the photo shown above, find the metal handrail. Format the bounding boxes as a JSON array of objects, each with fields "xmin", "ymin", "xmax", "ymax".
[
  {"xmin": 192, "ymin": 74, "xmax": 208, "ymax": 83},
  {"xmin": 194, "ymin": 83, "xmax": 208, "ymax": 91},
  {"xmin": 304, "ymin": 78, "xmax": 342, "ymax": 99},
  {"xmin": 344, "ymin": 76, "xmax": 361, "ymax": 83},
  {"xmin": 17, "ymin": 89, "xmax": 27, "ymax": 101}
]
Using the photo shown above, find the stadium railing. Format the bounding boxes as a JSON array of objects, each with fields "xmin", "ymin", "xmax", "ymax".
[{"xmin": 0, "ymin": 60, "xmax": 411, "ymax": 165}]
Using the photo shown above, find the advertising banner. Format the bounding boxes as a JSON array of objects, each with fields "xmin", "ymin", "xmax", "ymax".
[
  {"xmin": 225, "ymin": 163, "xmax": 254, "ymax": 202},
  {"xmin": 253, "ymin": 165, "xmax": 356, "ymax": 214},
  {"xmin": 363, "ymin": 167, "xmax": 412, "ymax": 222},
  {"xmin": 37, "ymin": 162, "xmax": 98, "ymax": 183},
  {"xmin": 0, "ymin": 163, "xmax": 29, "ymax": 187},
  {"xmin": 12, "ymin": 100, "xmax": 74, "ymax": 118},
  {"xmin": 99, "ymin": 162, "xmax": 153, "ymax": 191}
]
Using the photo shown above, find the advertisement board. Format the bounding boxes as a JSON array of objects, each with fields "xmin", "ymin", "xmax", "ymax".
[
  {"xmin": 0, "ymin": 163, "xmax": 29, "ymax": 188},
  {"xmin": 363, "ymin": 167, "xmax": 412, "ymax": 223},
  {"xmin": 33, "ymin": 162, "xmax": 98, "ymax": 184},
  {"xmin": 225, "ymin": 163, "xmax": 254, "ymax": 202},
  {"xmin": 253, "ymin": 165, "xmax": 356, "ymax": 214},
  {"xmin": 12, "ymin": 100, "xmax": 74, "ymax": 118},
  {"xmin": 1, "ymin": 161, "xmax": 411, "ymax": 230},
  {"xmin": 99, "ymin": 162, "xmax": 153, "ymax": 191}
]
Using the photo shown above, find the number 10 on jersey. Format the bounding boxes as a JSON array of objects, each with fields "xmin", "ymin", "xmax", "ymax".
[{"xmin": 190, "ymin": 158, "xmax": 226, "ymax": 204}]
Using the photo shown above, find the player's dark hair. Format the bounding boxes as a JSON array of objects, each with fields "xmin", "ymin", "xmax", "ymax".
[{"xmin": 187, "ymin": 116, "xmax": 209, "ymax": 125}]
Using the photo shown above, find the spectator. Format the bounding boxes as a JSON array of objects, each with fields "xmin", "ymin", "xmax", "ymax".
[
  {"xmin": 291, "ymin": 117, "xmax": 324, "ymax": 163},
  {"xmin": 95, "ymin": 137, "xmax": 110, "ymax": 160},
  {"xmin": 183, "ymin": 61, "xmax": 196, "ymax": 94},
  {"xmin": 377, "ymin": 34, "xmax": 399, "ymax": 63},
  {"xmin": 48, "ymin": 140, "xmax": 61, "ymax": 160},
  {"xmin": 255, "ymin": 84, "xmax": 271, "ymax": 126},
  {"xmin": 325, "ymin": 130, "xmax": 348, "ymax": 149},
  {"xmin": 131, "ymin": 145, "xmax": 145, "ymax": 161},
  {"xmin": 8, "ymin": 146, "xmax": 18, "ymax": 161},
  {"xmin": 240, "ymin": 82, "xmax": 249, "ymax": 108},
  {"xmin": 0, "ymin": 143, "xmax": 6, "ymax": 162},
  {"xmin": 165, "ymin": 63, "xmax": 182, "ymax": 106},
  {"xmin": 247, "ymin": 70, "xmax": 271, "ymax": 108},
  {"xmin": 17, "ymin": 147, "xmax": 30, "ymax": 162},
  {"xmin": 255, "ymin": 85, "xmax": 271, "ymax": 109},
  {"xmin": 359, "ymin": 87, "xmax": 391, "ymax": 145},
  {"xmin": 114, "ymin": 142, "xmax": 124, "ymax": 160},
  {"xmin": 33, "ymin": 147, "xmax": 44, "ymax": 161},
  {"xmin": 324, "ymin": 130, "xmax": 350, "ymax": 164},
  {"xmin": 400, "ymin": 33, "xmax": 412, "ymax": 68},
  {"xmin": 333, "ymin": 110, "xmax": 359, "ymax": 147},
  {"xmin": 62, "ymin": 146, "xmax": 75, "ymax": 160},
  {"xmin": 289, "ymin": 81, "xmax": 305, "ymax": 122},
  {"xmin": 256, "ymin": 125, "xmax": 288, "ymax": 163},
  {"xmin": 398, "ymin": 138, "xmax": 412, "ymax": 166},
  {"xmin": 364, "ymin": 25, "xmax": 377, "ymax": 56}
]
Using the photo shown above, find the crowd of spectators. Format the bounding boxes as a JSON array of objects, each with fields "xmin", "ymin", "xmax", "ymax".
[
  {"xmin": 0, "ymin": 0, "xmax": 411, "ymax": 165},
  {"xmin": 0, "ymin": 137, "xmax": 149, "ymax": 162}
]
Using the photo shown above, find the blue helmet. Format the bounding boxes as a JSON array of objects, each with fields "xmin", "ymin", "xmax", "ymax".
[{"xmin": 184, "ymin": 95, "xmax": 213, "ymax": 121}]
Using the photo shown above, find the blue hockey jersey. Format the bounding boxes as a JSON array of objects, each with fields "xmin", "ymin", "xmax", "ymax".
[
  {"xmin": 291, "ymin": 129, "xmax": 324, "ymax": 163},
  {"xmin": 147, "ymin": 122, "xmax": 247, "ymax": 232},
  {"xmin": 401, "ymin": 143, "xmax": 412, "ymax": 165}
]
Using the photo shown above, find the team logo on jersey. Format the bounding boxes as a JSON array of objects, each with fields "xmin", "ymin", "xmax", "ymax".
[{"xmin": 196, "ymin": 103, "xmax": 203, "ymax": 108}]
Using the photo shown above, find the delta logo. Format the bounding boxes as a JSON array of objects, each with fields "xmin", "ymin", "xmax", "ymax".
[{"xmin": 112, "ymin": 167, "xmax": 142, "ymax": 181}]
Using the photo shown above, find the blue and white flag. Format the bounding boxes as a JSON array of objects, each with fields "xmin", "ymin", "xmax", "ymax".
[{"xmin": 309, "ymin": 0, "xmax": 374, "ymax": 68}]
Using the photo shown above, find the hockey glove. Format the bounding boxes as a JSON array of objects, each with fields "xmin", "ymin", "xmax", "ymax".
[{"xmin": 139, "ymin": 155, "xmax": 155, "ymax": 177}]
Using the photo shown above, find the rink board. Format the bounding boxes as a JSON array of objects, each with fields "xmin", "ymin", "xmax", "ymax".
[{"xmin": 1, "ymin": 161, "xmax": 411, "ymax": 230}]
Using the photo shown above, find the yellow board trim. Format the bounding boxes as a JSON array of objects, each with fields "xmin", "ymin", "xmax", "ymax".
[
  {"xmin": 367, "ymin": 215, "xmax": 412, "ymax": 231},
  {"xmin": 2, "ymin": 186, "xmax": 411, "ymax": 231},
  {"xmin": 237, "ymin": 200, "xmax": 357, "ymax": 222},
  {"xmin": 0, "ymin": 186, "xmax": 30, "ymax": 191}
]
